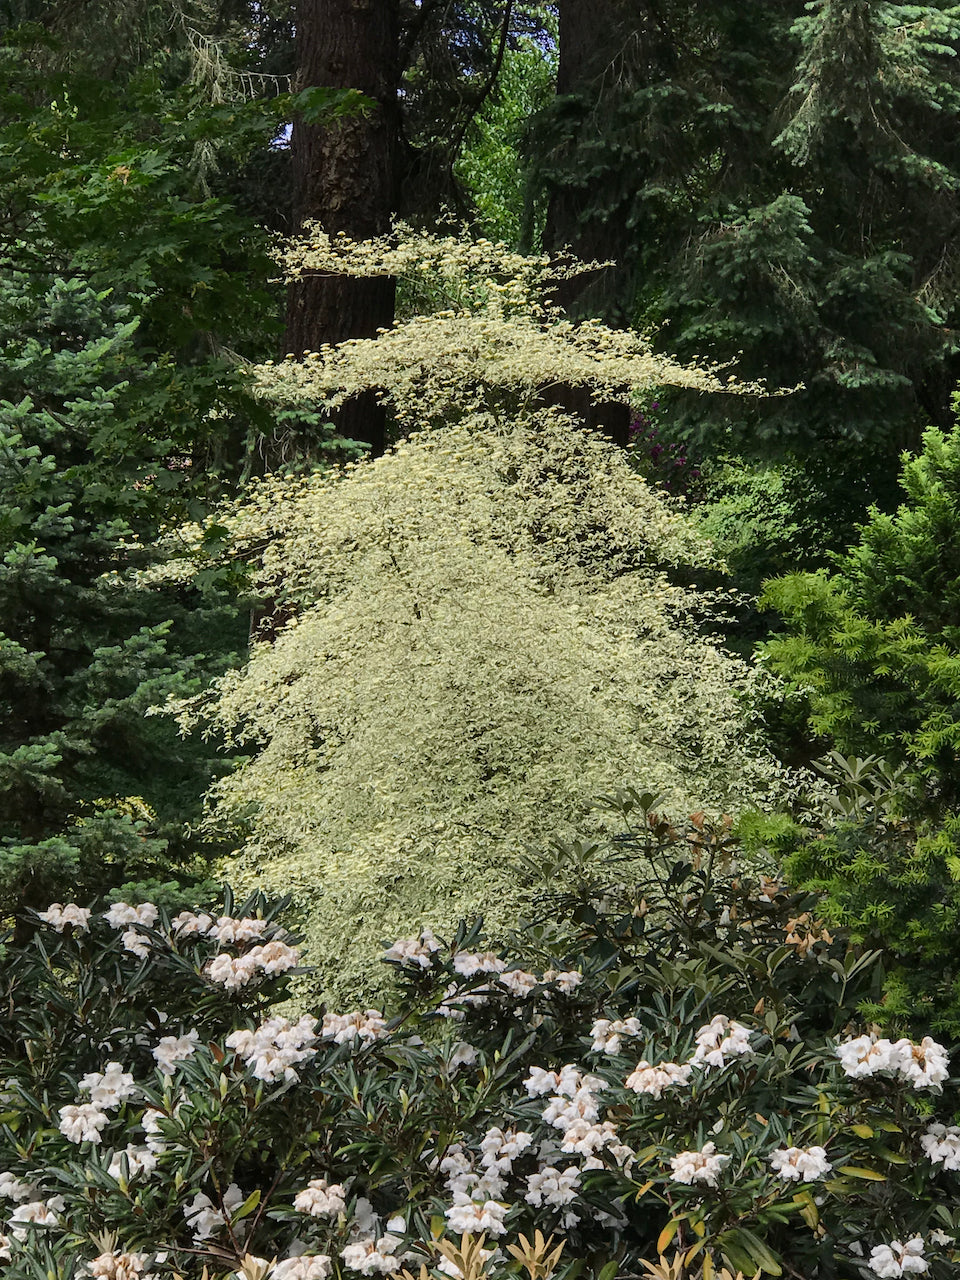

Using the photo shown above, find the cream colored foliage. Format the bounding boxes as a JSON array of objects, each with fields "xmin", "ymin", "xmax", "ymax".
[
  {"xmin": 256, "ymin": 225, "xmax": 757, "ymax": 430},
  {"xmin": 193, "ymin": 411, "xmax": 782, "ymax": 1003}
]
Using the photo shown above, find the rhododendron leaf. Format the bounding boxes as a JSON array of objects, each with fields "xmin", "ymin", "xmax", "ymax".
[
  {"xmin": 878, "ymin": 1147, "xmax": 909, "ymax": 1164},
  {"xmin": 656, "ymin": 1219, "xmax": 682, "ymax": 1255},
  {"xmin": 835, "ymin": 1165, "xmax": 886, "ymax": 1181},
  {"xmin": 734, "ymin": 1230, "xmax": 782, "ymax": 1276},
  {"xmin": 233, "ymin": 1188, "xmax": 262, "ymax": 1221}
]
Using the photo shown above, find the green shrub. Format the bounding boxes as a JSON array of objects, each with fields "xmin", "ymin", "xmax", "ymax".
[
  {"xmin": 760, "ymin": 413, "xmax": 960, "ymax": 805},
  {"xmin": 740, "ymin": 752, "xmax": 960, "ymax": 1040}
]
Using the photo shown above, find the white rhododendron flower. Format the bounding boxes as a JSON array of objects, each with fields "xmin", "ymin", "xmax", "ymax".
[
  {"xmin": 669, "ymin": 1142, "xmax": 730, "ymax": 1187},
  {"xmin": 79, "ymin": 1063, "xmax": 138, "ymax": 1109},
  {"xmin": 524, "ymin": 1165, "xmax": 580, "ymax": 1206},
  {"xmin": 227, "ymin": 1015, "xmax": 318, "ymax": 1083},
  {"xmin": 152, "ymin": 1030, "xmax": 200, "ymax": 1074},
  {"xmin": 836, "ymin": 1035, "xmax": 949, "ymax": 1089},
  {"xmin": 293, "ymin": 1178, "xmax": 347, "ymax": 1218},
  {"xmin": 558, "ymin": 1118, "xmax": 620, "ymax": 1161},
  {"xmin": 920, "ymin": 1122, "xmax": 960, "ymax": 1169},
  {"xmin": 452, "ymin": 951, "xmax": 506, "ymax": 977},
  {"xmin": 107, "ymin": 1145, "xmax": 158, "ymax": 1181},
  {"xmin": 625, "ymin": 1059, "xmax": 692, "ymax": 1098},
  {"xmin": 895, "ymin": 1037, "xmax": 950, "ymax": 1089},
  {"xmin": 480, "ymin": 1126, "xmax": 534, "ymax": 1171},
  {"xmin": 444, "ymin": 1196, "xmax": 507, "ymax": 1237},
  {"xmin": 0, "ymin": 1173, "xmax": 37, "ymax": 1202},
  {"xmin": 542, "ymin": 969, "xmax": 582, "ymax": 994},
  {"xmin": 121, "ymin": 929, "xmax": 152, "ymax": 960},
  {"xmin": 140, "ymin": 1107, "xmax": 171, "ymax": 1152},
  {"xmin": 868, "ymin": 1238, "xmax": 928, "ymax": 1277},
  {"xmin": 383, "ymin": 930, "xmax": 441, "ymax": 968},
  {"xmin": 690, "ymin": 1015, "xmax": 754, "ymax": 1068},
  {"xmin": 171, "ymin": 910, "xmax": 215, "ymax": 936},
  {"xmin": 183, "ymin": 1183, "xmax": 245, "ymax": 1240},
  {"xmin": 340, "ymin": 1235, "xmax": 405, "ymax": 1275},
  {"xmin": 590, "ymin": 1017, "xmax": 643, "ymax": 1055},
  {"xmin": 205, "ymin": 941, "xmax": 300, "ymax": 989},
  {"xmin": 498, "ymin": 968, "xmax": 539, "ymax": 998},
  {"xmin": 271, "ymin": 1258, "xmax": 334, "ymax": 1280},
  {"xmin": 768, "ymin": 1146, "xmax": 832, "ymax": 1181},
  {"xmin": 58, "ymin": 1103, "xmax": 111, "ymax": 1144},
  {"xmin": 36, "ymin": 903, "xmax": 91, "ymax": 932},
  {"xmin": 542, "ymin": 1088, "xmax": 600, "ymax": 1130},
  {"xmin": 84, "ymin": 1249, "xmax": 155, "ymax": 1279},
  {"xmin": 523, "ymin": 1064, "xmax": 597, "ymax": 1098},
  {"xmin": 208, "ymin": 915, "xmax": 270, "ymax": 944},
  {"xmin": 320, "ymin": 1010, "xmax": 387, "ymax": 1044},
  {"xmin": 252, "ymin": 940, "xmax": 301, "ymax": 974},
  {"xmin": 205, "ymin": 953, "xmax": 259, "ymax": 989},
  {"xmin": 104, "ymin": 903, "xmax": 158, "ymax": 930},
  {"xmin": 448, "ymin": 1042, "xmax": 478, "ymax": 1069},
  {"xmin": 9, "ymin": 1197, "xmax": 63, "ymax": 1227}
]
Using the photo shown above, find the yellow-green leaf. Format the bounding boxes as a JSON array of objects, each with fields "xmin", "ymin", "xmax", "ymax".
[{"xmin": 657, "ymin": 1218, "xmax": 682, "ymax": 1255}]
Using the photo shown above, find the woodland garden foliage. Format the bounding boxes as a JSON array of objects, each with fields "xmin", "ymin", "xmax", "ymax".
[
  {"xmin": 4, "ymin": 812, "xmax": 960, "ymax": 1280},
  {"xmin": 162, "ymin": 231, "xmax": 787, "ymax": 1000},
  {"xmin": 8, "ymin": 5, "xmax": 960, "ymax": 1280}
]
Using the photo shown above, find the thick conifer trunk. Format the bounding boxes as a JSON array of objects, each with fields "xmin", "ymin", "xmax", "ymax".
[
  {"xmin": 542, "ymin": 0, "xmax": 637, "ymax": 448},
  {"xmin": 284, "ymin": 0, "xmax": 399, "ymax": 457}
]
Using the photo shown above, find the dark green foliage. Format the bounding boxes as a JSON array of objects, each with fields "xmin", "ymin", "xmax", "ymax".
[
  {"xmin": 0, "ymin": 269, "xmax": 245, "ymax": 920},
  {"xmin": 761, "ymin": 416, "xmax": 960, "ymax": 802},
  {"xmin": 528, "ymin": 1, "xmax": 960, "ymax": 513},
  {"xmin": 741, "ymin": 752, "xmax": 960, "ymax": 1039},
  {"xmin": 694, "ymin": 458, "xmax": 838, "ymax": 593},
  {"xmin": 0, "ymin": 35, "xmax": 287, "ymax": 919}
]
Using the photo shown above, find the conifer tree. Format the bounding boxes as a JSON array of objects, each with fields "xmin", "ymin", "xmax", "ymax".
[
  {"xmin": 529, "ymin": 1, "xmax": 960, "ymax": 508},
  {"xmin": 761, "ymin": 405, "xmax": 960, "ymax": 807}
]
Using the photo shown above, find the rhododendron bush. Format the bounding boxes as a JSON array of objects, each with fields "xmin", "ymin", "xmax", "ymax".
[{"xmin": 2, "ymin": 810, "xmax": 959, "ymax": 1280}]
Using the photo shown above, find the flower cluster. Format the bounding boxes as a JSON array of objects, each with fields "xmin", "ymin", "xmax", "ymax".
[
  {"xmin": 590, "ymin": 1017, "xmax": 643, "ymax": 1055},
  {"xmin": 205, "ymin": 940, "xmax": 301, "ymax": 989},
  {"xmin": 320, "ymin": 1010, "xmax": 388, "ymax": 1045},
  {"xmin": 227, "ymin": 1015, "xmax": 319, "ymax": 1082},
  {"xmin": 869, "ymin": 1238, "xmax": 929, "ymax": 1278},
  {"xmin": 624, "ymin": 1059, "xmax": 692, "ymax": 1098},
  {"xmin": 6, "ymin": 892, "xmax": 960, "ymax": 1280},
  {"xmin": 382, "ymin": 930, "xmax": 442, "ymax": 968},
  {"xmin": 669, "ymin": 1142, "xmax": 730, "ymax": 1187},
  {"xmin": 768, "ymin": 1146, "xmax": 832, "ymax": 1182},
  {"xmin": 294, "ymin": 1179, "xmax": 348, "ymax": 1219},
  {"xmin": 35, "ymin": 903, "xmax": 92, "ymax": 932},
  {"xmin": 690, "ymin": 1015, "xmax": 754, "ymax": 1068},
  {"xmin": 920, "ymin": 1123, "xmax": 960, "ymax": 1170},
  {"xmin": 836, "ymin": 1034, "xmax": 950, "ymax": 1089}
]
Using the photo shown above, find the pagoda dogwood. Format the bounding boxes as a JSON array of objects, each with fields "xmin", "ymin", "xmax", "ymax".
[{"xmin": 170, "ymin": 232, "xmax": 790, "ymax": 1001}]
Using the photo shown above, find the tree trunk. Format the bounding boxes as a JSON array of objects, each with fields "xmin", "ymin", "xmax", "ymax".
[
  {"xmin": 541, "ymin": 0, "xmax": 639, "ymax": 448},
  {"xmin": 545, "ymin": 0, "xmax": 637, "ymax": 321},
  {"xmin": 283, "ymin": 0, "xmax": 400, "ymax": 458}
]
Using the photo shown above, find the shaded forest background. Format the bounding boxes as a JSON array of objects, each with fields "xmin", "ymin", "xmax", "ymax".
[{"xmin": 6, "ymin": 0, "xmax": 960, "ymax": 979}]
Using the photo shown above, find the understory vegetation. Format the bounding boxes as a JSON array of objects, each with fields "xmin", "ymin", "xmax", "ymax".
[{"xmin": 6, "ymin": 4, "xmax": 960, "ymax": 1279}]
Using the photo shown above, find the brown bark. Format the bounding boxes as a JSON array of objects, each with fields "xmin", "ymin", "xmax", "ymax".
[
  {"xmin": 541, "ymin": 0, "xmax": 639, "ymax": 449},
  {"xmin": 283, "ymin": 0, "xmax": 400, "ymax": 458}
]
